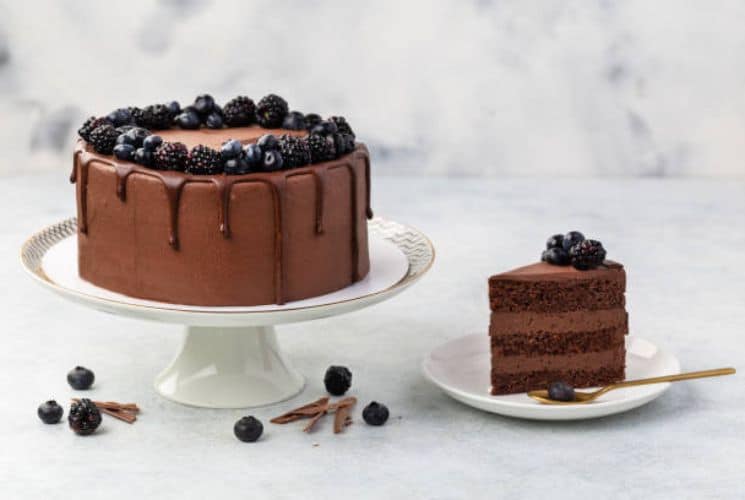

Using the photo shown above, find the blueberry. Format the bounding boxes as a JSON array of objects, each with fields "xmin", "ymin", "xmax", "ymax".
[
  {"xmin": 234, "ymin": 416, "xmax": 263, "ymax": 442},
  {"xmin": 562, "ymin": 231, "xmax": 585, "ymax": 251},
  {"xmin": 310, "ymin": 120, "xmax": 338, "ymax": 136},
  {"xmin": 547, "ymin": 381, "xmax": 576, "ymax": 402},
  {"xmin": 324, "ymin": 366, "xmax": 352, "ymax": 396},
  {"xmin": 124, "ymin": 127, "xmax": 151, "ymax": 147},
  {"xmin": 115, "ymin": 133, "xmax": 135, "ymax": 147},
  {"xmin": 224, "ymin": 158, "xmax": 251, "ymax": 175},
  {"xmin": 304, "ymin": 113, "xmax": 322, "ymax": 130},
  {"xmin": 362, "ymin": 402, "xmax": 389, "ymax": 426},
  {"xmin": 282, "ymin": 111, "xmax": 306, "ymax": 130},
  {"xmin": 142, "ymin": 134, "xmax": 163, "ymax": 151},
  {"xmin": 541, "ymin": 247, "xmax": 570, "ymax": 266},
  {"xmin": 546, "ymin": 234, "xmax": 564, "ymax": 250},
  {"xmin": 134, "ymin": 148, "xmax": 154, "ymax": 166},
  {"xmin": 256, "ymin": 134, "xmax": 279, "ymax": 151},
  {"xmin": 175, "ymin": 111, "xmax": 200, "ymax": 130},
  {"xmin": 261, "ymin": 150, "xmax": 284, "ymax": 171},
  {"xmin": 67, "ymin": 366, "xmax": 95, "ymax": 390},
  {"xmin": 37, "ymin": 400, "xmax": 63, "ymax": 424},
  {"xmin": 113, "ymin": 144, "xmax": 136, "ymax": 161},
  {"xmin": 106, "ymin": 108, "xmax": 132, "ymax": 127},
  {"xmin": 243, "ymin": 144, "xmax": 262, "ymax": 167},
  {"xmin": 193, "ymin": 94, "xmax": 215, "ymax": 116},
  {"xmin": 166, "ymin": 100, "xmax": 181, "ymax": 116},
  {"xmin": 220, "ymin": 139, "xmax": 243, "ymax": 160},
  {"xmin": 205, "ymin": 112, "xmax": 224, "ymax": 129}
]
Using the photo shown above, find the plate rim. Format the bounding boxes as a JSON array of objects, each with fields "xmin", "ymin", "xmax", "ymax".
[
  {"xmin": 20, "ymin": 216, "xmax": 435, "ymax": 315},
  {"xmin": 422, "ymin": 333, "xmax": 681, "ymax": 418}
]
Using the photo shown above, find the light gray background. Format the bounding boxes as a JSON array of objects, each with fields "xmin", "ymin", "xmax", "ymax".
[{"xmin": 1, "ymin": 0, "xmax": 745, "ymax": 177}]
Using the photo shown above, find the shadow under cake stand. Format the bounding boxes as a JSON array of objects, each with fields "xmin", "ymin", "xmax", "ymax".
[{"xmin": 21, "ymin": 217, "xmax": 434, "ymax": 408}]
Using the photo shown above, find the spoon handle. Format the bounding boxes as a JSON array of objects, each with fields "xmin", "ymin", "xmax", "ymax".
[{"xmin": 610, "ymin": 367, "xmax": 736, "ymax": 390}]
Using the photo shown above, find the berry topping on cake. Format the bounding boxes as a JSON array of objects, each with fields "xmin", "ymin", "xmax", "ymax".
[
  {"xmin": 306, "ymin": 134, "xmax": 335, "ymax": 163},
  {"xmin": 78, "ymin": 116, "xmax": 111, "ymax": 141},
  {"xmin": 328, "ymin": 116, "xmax": 355, "ymax": 138},
  {"xmin": 205, "ymin": 112, "xmax": 224, "ymax": 129},
  {"xmin": 113, "ymin": 144, "xmax": 136, "ymax": 161},
  {"xmin": 324, "ymin": 365, "xmax": 352, "ymax": 396},
  {"xmin": 38, "ymin": 400, "xmax": 63, "ymax": 424},
  {"xmin": 547, "ymin": 381, "xmax": 576, "ymax": 401},
  {"xmin": 154, "ymin": 142, "xmax": 188, "ymax": 171},
  {"xmin": 186, "ymin": 145, "xmax": 223, "ymax": 175},
  {"xmin": 142, "ymin": 134, "xmax": 163, "ymax": 151},
  {"xmin": 134, "ymin": 148, "xmax": 154, "ymax": 166},
  {"xmin": 281, "ymin": 111, "xmax": 306, "ymax": 130},
  {"xmin": 256, "ymin": 94, "xmax": 288, "ymax": 128},
  {"xmin": 362, "ymin": 401, "xmax": 389, "ymax": 426},
  {"xmin": 193, "ymin": 94, "xmax": 216, "ymax": 116},
  {"xmin": 120, "ymin": 127, "xmax": 150, "ymax": 147},
  {"xmin": 67, "ymin": 366, "xmax": 95, "ymax": 390},
  {"xmin": 310, "ymin": 120, "xmax": 338, "ymax": 136},
  {"xmin": 562, "ymin": 231, "xmax": 585, "ymax": 251},
  {"xmin": 89, "ymin": 124, "xmax": 119, "ymax": 154},
  {"xmin": 278, "ymin": 134, "xmax": 311, "ymax": 168},
  {"xmin": 546, "ymin": 234, "xmax": 564, "ymax": 250},
  {"xmin": 222, "ymin": 96, "xmax": 256, "ymax": 126},
  {"xmin": 243, "ymin": 143, "xmax": 263, "ymax": 169},
  {"xmin": 569, "ymin": 239, "xmax": 607, "ymax": 270},
  {"xmin": 175, "ymin": 110, "xmax": 200, "ymax": 129},
  {"xmin": 106, "ymin": 108, "xmax": 133, "ymax": 127},
  {"xmin": 220, "ymin": 139, "xmax": 243, "ymax": 160},
  {"xmin": 260, "ymin": 150, "xmax": 284, "ymax": 172},
  {"xmin": 256, "ymin": 133, "xmax": 279, "ymax": 151},
  {"xmin": 304, "ymin": 113, "xmax": 322, "ymax": 130},
  {"xmin": 224, "ymin": 157, "xmax": 251, "ymax": 175},
  {"xmin": 333, "ymin": 133, "xmax": 355, "ymax": 156},
  {"xmin": 68, "ymin": 399, "xmax": 102, "ymax": 435},
  {"xmin": 233, "ymin": 416, "xmax": 263, "ymax": 442},
  {"xmin": 541, "ymin": 247, "xmax": 570, "ymax": 266},
  {"xmin": 132, "ymin": 104, "xmax": 172, "ymax": 130},
  {"xmin": 166, "ymin": 100, "xmax": 181, "ymax": 117}
]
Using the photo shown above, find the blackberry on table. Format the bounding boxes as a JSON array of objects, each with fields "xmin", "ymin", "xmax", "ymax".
[
  {"xmin": 186, "ymin": 145, "xmax": 223, "ymax": 175},
  {"xmin": 68, "ymin": 399, "xmax": 102, "ymax": 436},
  {"xmin": 223, "ymin": 96, "xmax": 256, "ymax": 126},
  {"xmin": 324, "ymin": 366, "xmax": 352, "ymax": 396},
  {"xmin": 89, "ymin": 125, "xmax": 119, "ymax": 154},
  {"xmin": 256, "ymin": 94, "xmax": 288, "ymax": 128}
]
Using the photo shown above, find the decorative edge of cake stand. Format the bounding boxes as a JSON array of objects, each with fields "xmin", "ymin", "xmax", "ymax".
[{"xmin": 21, "ymin": 217, "xmax": 435, "ymax": 408}]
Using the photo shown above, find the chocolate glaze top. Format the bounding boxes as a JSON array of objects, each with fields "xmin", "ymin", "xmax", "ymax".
[{"xmin": 490, "ymin": 260, "xmax": 624, "ymax": 283}]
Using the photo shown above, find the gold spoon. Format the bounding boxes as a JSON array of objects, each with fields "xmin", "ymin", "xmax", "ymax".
[{"xmin": 528, "ymin": 367, "xmax": 736, "ymax": 405}]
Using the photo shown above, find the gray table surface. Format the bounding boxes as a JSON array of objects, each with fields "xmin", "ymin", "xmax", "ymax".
[{"xmin": 1, "ymin": 174, "xmax": 743, "ymax": 499}]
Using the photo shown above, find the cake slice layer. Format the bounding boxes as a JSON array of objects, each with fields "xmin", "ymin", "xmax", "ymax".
[
  {"xmin": 490, "ymin": 326, "xmax": 626, "ymax": 356},
  {"xmin": 490, "ymin": 365, "xmax": 625, "ymax": 395},
  {"xmin": 489, "ymin": 309, "xmax": 628, "ymax": 337}
]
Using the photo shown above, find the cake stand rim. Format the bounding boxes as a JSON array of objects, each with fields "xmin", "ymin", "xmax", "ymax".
[{"xmin": 20, "ymin": 216, "xmax": 435, "ymax": 323}]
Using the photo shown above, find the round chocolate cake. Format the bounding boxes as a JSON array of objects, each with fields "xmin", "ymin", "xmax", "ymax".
[{"xmin": 71, "ymin": 95, "xmax": 372, "ymax": 306}]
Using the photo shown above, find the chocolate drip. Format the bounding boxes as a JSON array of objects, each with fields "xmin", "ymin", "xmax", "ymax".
[{"xmin": 71, "ymin": 141, "xmax": 372, "ymax": 305}]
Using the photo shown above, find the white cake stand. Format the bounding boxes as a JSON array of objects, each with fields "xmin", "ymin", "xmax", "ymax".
[{"xmin": 21, "ymin": 217, "xmax": 434, "ymax": 408}]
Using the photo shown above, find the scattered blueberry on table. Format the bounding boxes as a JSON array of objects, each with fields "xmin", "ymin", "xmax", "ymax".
[
  {"xmin": 67, "ymin": 366, "xmax": 95, "ymax": 390},
  {"xmin": 37, "ymin": 400, "xmax": 63, "ymax": 424},
  {"xmin": 234, "ymin": 416, "xmax": 264, "ymax": 442},
  {"xmin": 362, "ymin": 401, "xmax": 389, "ymax": 426}
]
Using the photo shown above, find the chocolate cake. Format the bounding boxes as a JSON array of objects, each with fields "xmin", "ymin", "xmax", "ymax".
[
  {"xmin": 71, "ymin": 95, "xmax": 371, "ymax": 306},
  {"xmin": 488, "ymin": 261, "xmax": 627, "ymax": 395}
]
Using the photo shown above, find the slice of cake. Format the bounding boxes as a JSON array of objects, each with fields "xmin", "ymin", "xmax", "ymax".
[{"xmin": 488, "ymin": 242, "xmax": 628, "ymax": 395}]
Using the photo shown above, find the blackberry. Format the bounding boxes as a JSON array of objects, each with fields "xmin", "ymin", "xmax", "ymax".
[
  {"xmin": 541, "ymin": 247, "xmax": 570, "ymax": 266},
  {"xmin": 106, "ymin": 108, "xmax": 133, "ymax": 127},
  {"xmin": 234, "ymin": 416, "xmax": 263, "ymax": 442},
  {"xmin": 132, "ymin": 104, "xmax": 172, "ymax": 130},
  {"xmin": 307, "ymin": 134, "xmax": 335, "ymax": 163},
  {"xmin": 89, "ymin": 125, "xmax": 119, "ymax": 154},
  {"xmin": 223, "ymin": 96, "xmax": 256, "ymax": 126},
  {"xmin": 278, "ymin": 134, "xmax": 311, "ymax": 168},
  {"xmin": 154, "ymin": 142, "xmax": 188, "ymax": 171},
  {"xmin": 324, "ymin": 366, "xmax": 352, "ymax": 396},
  {"xmin": 256, "ymin": 94, "xmax": 288, "ymax": 128},
  {"xmin": 546, "ymin": 234, "xmax": 564, "ymax": 250},
  {"xmin": 562, "ymin": 231, "xmax": 585, "ymax": 251},
  {"xmin": 333, "ymin": 133, "xmax": 355, "ymax": 156},
  {"xmin": 548, "ymin": 381, "xmax": 576, "ymax": 402},
  {"xmin": 68, "ymin": 399, "xmax": 102, "ymax": 436},
  {"xmin": 38, "ymin": 400, "xmax": 63, "ymax": 424},
  {"xmin": 186, "ymin": 145, "xmax": 223, "ymax": 175},
  {"xmin": 304, "ymin": 113, "xmax": 322, "ymax": 131},
  {"xmin": 329, "ymin": 116, "xmax": 355, "ymax": 138},
  {"xmin": 569, "ymin": 239, "xmax": 606, "ymax": 270},
  {"xmin": 362, "ymin": 402, "xmax": 389, "ymax": 426},
  {"xmin": 78, "ymin": 116, "xmax": 110, "ymax": 141},
  {"xmin": 281, "ymin": 111, "xmax": 306, "ymax": 130},
  {"xmin": 67, "ymin": 366, "xmax": 95, "ymax": 390},
  {"xmin": 310, "ymin": 120, "xmax": 338, "ymax": 136}
]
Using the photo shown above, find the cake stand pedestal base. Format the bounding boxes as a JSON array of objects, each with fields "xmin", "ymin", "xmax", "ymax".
[{"xmin": 154, "ymin": 326, "xmax": 304, "ymax": 408}]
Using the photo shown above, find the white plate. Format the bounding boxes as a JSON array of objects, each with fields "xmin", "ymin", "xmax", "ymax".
[{"xmin": 423, "ymin": 334, "xmax": 680, "ymax": 420}]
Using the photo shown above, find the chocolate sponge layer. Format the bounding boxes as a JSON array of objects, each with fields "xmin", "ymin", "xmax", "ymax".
[{"xmin": 490, "ymin": 365, "xmax": 625, "ymax": 395}]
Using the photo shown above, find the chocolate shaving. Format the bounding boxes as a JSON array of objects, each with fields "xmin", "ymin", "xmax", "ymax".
[
  {"xmin": 272, "ymin": 396, "xmax": 356, "ymax": 434},
  {"xmin": 303, "ymin": 410, "xmax": 328, "ymax": 433},
  {"xmin": 270, "ymin": 397, "xmax": 329, "ymax": 424}
]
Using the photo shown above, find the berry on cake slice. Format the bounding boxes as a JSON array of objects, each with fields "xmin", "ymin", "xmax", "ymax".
[
  {"xmin": 256, "ymin": 94, "xmax": 289, "ymax": 128},
  {"xmin": 223, "ymin": 96, "xmax": 256, "ymax": 126},
  {"xmin": 541, "ymin": 247, "xmax": 570, "ymax": 266},
  {"xmin": 569, "ymin": 239, "xmax": 607, "ymax": 270},
  {"xmin": 562, "ymin": 230, "xmax": 585, "ymax": 251}
]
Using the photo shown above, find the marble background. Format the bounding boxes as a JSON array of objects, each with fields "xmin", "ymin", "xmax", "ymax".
[{"xmin": 1, "ymin": 0, "xmax": 744, "ymax": 177}]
